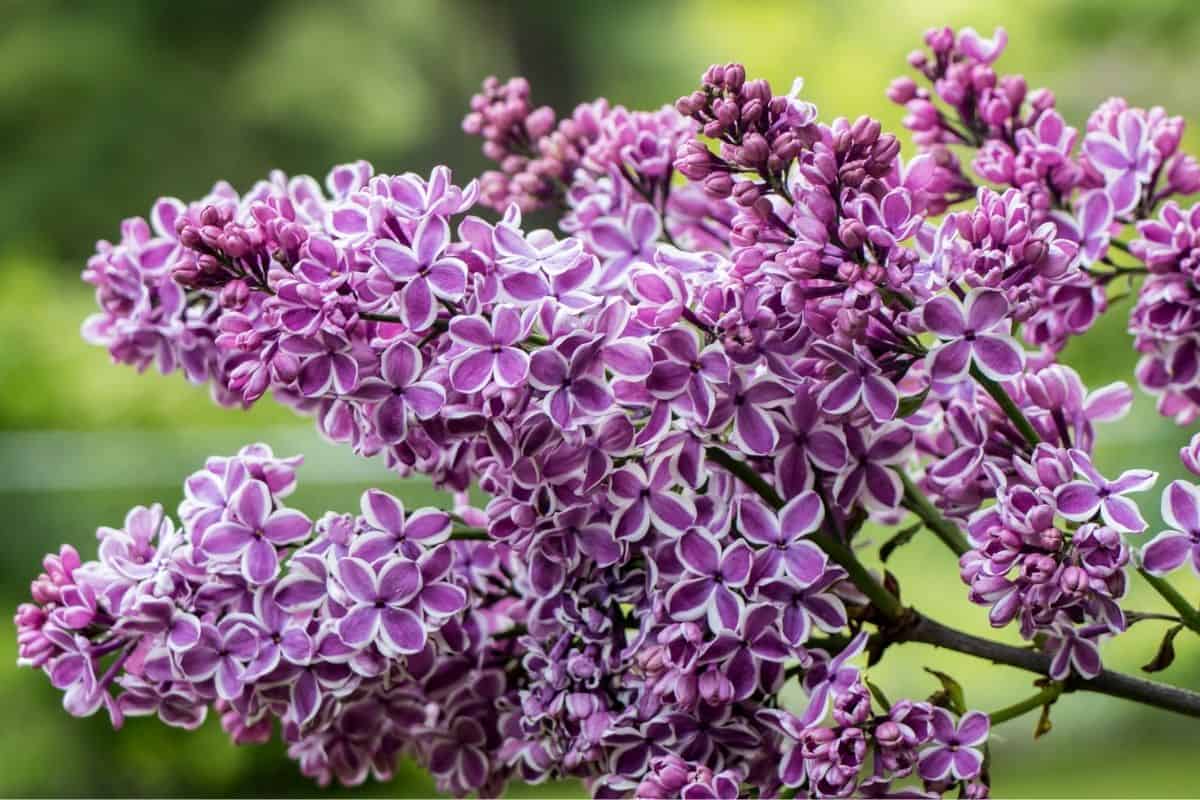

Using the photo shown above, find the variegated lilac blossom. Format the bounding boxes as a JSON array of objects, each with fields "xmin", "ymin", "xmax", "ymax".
[{"xmin": 26, "ymin": 24, "xmax": 1200, "ymax": 800}]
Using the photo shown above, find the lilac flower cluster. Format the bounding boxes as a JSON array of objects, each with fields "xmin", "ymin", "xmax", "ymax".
[{"xmin": 27, "ymin": 22, "xmax": 1200, "ymax": 799}]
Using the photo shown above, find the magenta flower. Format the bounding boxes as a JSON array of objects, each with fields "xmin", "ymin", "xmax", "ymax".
[
  {"xmin": 696, "ymin": 604, "xmax": 790, "ymax": 701},
  {"xmin": 608, "ymin": 461, "xmax": 696, "ymax": 541},
  {"xmin": 368, "ymin": 216, "xmax": 468, "ymax": 331},
  {"xmin": 178, "ymin": 617, "xmax": 263, "ymax": 701},
  {"xmin": 447, "ymin": 306, "xmax": 532, "ymax": 392},
  {"xmin": 736, "ymin": 492, "xmax": 827, "ymax": 583},
  {"xmin": 666, "ymin": 530, "xmax": 753, "ymax": 632},
  {"xmin": 707, "ymin": 372, "xmax": 791, "ymax": 455},
  {"xmin": 815, "ymin": 342, "xmax": 899, "ymax": 423},
  {"xmin": 646, "ymin": 328, "xmax": 731, "ymax": 423},
  {"xmin": 758, "ymin": 568, "xmax": 848, "ymax": 646},
  {"xmin": 774, "ymin": 387, "xmax": 848, "ymax": 497},
  {"xmin": 528, "ymin": 337, "xmax": 614, "ymax": 428},
  {"xmin": 1141, "ymin": 480, "xmax": 1200, "ymax": 576},
  {"xmin": 349, "ymin": 490, "xmax": 452, "ymax": 568},
  {"xmin": 1044, "ymin": 617, "xmax": 1105, "ymax": 680},
  {"xmin": 333, "ymin": 555, "xmax": 428, "ymax": 654},
  {"xmin": 956, "ymin": 26, "xmax": 1007, "ymax": 64},
  {"xmin": 280, "ymin": 331, "xmax": 360, "ymax": 397},
  {"xmin": 917, "ymin": 709, "xmax": 989, "ymax": 783},
  {"xmin": 199, "ymin": 481, "xmax": 312, "ymax": 583},
  {"xmin": 922, "ymin": 288, "xmax": 1025, "ymax": 382},
  {"xmin": 1084, "ymin": 109, "xmax": 1156, "ymax": 214},
  {"xmin": 797, "ymin": 631, "xmax": 867, "ymax": 727},
  {"xmin": 349, "ymin": 341, "xmax": 445, "ymax": 444},
  {"xmin": 1054, "ymin": 449, "xmax": 1156, "ymax": 532}
]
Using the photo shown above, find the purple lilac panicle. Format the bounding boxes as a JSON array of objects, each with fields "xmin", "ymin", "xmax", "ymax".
[{"xmin": 25, "ymin": 20, "xmax": 1200, "ymax": 800}]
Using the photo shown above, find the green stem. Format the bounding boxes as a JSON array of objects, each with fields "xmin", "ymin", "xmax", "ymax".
[
  {"xmin": 969, "ymin": 364, "xmax": 1041, "ymax": 447},
  {"xmin": 1138, "ymin": 569, "xmax": 1200, "ymax": 634},
  {"xmin": 898, "ymin": 470, "xmax": 971, "ymax": 557},
  {"xmin": 988, "ymin": 682, "xmax": 1063, "ymax": 725},
  {"xmin": 449, "ymin": 527, "xmax": 491, "ymax": 541},
  {"xmin": 706, "ymin": 447, "xmax": 903, "ymax": 621}
]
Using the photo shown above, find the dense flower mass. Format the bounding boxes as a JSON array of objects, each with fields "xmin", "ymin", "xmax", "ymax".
[{"xmin": 21, "ymin": 23, "xmax": 1200, "ymax": 799}]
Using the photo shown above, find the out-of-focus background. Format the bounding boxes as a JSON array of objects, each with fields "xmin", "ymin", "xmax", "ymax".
[{"xmin": 3, "ymin": 0, "xmax": 1200, "ymax": 796}]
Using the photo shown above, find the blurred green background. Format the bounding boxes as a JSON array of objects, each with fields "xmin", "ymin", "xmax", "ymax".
[{"xmin": 4, "ymin": 0, "xmax": 1200, "ymax": 796}]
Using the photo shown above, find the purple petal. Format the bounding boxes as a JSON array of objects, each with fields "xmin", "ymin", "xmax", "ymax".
[
  {"xmin": 374, "ymin": 395, "xmax": 408, "ymax": 444},
  {"xmin": 918, "ymin": 748, "xmax": 953, "ymax": 783},
  {"xmin": 1055, "ymin": 482, "xmax": 1102, "ymax": 520},
  {"xmin": 735, "ymin": 405, "xmax": 780, "ymax": 455},
  {"xmin": 650, "ymin": 493, "xmax": 697, "ymax": 534},
  {"xmin": 234, "ymin": 481, "xmax": 271, "ymax": 529},
  {"xmin": 1164, "ymin": 481, "xmax": 1200, "ymax": 533},
  {"xmin": 361, "ymin": 489, "xmax": 405, "ymax": 534},
  {"xmin": 956, "ymin": 710, "xmax": 990, "ymax": 745},
  {"xmin": 263, "ymin": 509, "xmax": 311, "ymax": 545},
  {"xmin": 1141, "ymin": 531, "xmax": 1193, "ymax": 575},
  {"xmin": 780, "ymin": 491, "xmax": 823, "ymax": 539},
  {"xmin": 405, "ymin": 383, "xmax": 445, "ymax": 418},
  {"xmin": 493, "ymin": 348, "xmax": 530, "ymax": 388},
  {"xmin": 201, "ymin": 522, "xmax": 251, "ymax": 556},
  {"xmin": 1101, "ymin": 495, "xmax": 1147, "ymax": 533},
  {"xmin": 381, "ymin": 341, "xmax": 421, "ymax": 388},
  {"xmin": 862, "ymin": 374, "xmax": 899, "ymax": 422},
  {"xmin": 950, "ymin": 748, "xmax": 984, "ymax": 781},
  {"xmin": 428, "ymin": 259, "xmax": 467, "ymax": 298},
  {"xmin": 720, "ymin": 542, "xmax": 754, "ymax": 586},
  {"xmin": 422, "ymin": 583, "xmax": 467, "ymax": 616},
  {"xmin": 818, "ymin": 373, "xmax": 861, "ymax": 415},
  {"xmin": 678, "ymin": 530, "xmax": 720, "ymax": 575},
  {"xmin": 666, "ymin": 578, "xmax": 714, "ymax": 621},
  {"xmin": 378, "ymin": 560, "xmax": 422, "ymax": 604},
  {"xmin": 450, "ymin": 350, "xmax": 495, "ymax": 393},
  {"xmin": 928, "ymin": 339, "xmax": 972, "ymax": 381},
  {"xmin": 337, "ymin": 605, "xmax": 380, "ymax": 648},
  {"xmin": 449, "ymin": 317, "xmax": 493, "ymax": 348},
  {"xmin": 372, "ymin": 239, "xmax": 419, "ymax": 278},
  {"xmin": 243, "ymin": 538, "xmax": 279, "ymax": 583},
  {"xmin": 965, "ymin": 288, "xmax": 1009, "ymax": 331},
  {"xmin": 972, "ymin": 335, "xmax": 1025, "ymax": 380},
  {"xmin": 783, "ymin": 542, "xmax": 827, "ymax": 586},
  {"xmin": 405, "ymin": 508, "xmax": 451, "ymax": 541},
  {"xmin": 402, "ymin": 278, "xmax": 436, "ymax": 332},
  {"xmin": 922, "ymin": 295, "xmax": 966, "ymax": 338},
  {"xmin": 336, "ymin": 557, "xmax": 378, "ymax": 603},
  {"xmin": 737, "ymin": 497, "xmax": 780, "ymax": 545}
]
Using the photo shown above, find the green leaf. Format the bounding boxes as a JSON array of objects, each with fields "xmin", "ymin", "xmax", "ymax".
[
  {"xmin": 924, "ymin": 667, "xmax": 966, "ymax": 714},
  {"xmin": 896, "ymin": 387, "xmax": 930, "ymax": 418},
  {"xmin": 1034, "ymin": 702, "xmax": 1054, "ymax": 739},
  {"xmin": 880, "ymin": 522, "xmax": 923, "ymax": 563},
  {"xmin": 1141, "ymin": 623, "xmax": 1184, "ymax": 673},
  {"xmin": 865, "ymin": 678, "xmax": 892, "ymax": 712}
]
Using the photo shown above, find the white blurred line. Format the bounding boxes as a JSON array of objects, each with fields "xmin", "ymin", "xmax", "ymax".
[{"xmin": 0, "ymin": 428, "xmax": 400, "ymax": 492}]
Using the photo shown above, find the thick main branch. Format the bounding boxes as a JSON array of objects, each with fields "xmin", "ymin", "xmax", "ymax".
[{"xmin": 707, "ymin": 448, "xmax": 1200, "ymax": 720}]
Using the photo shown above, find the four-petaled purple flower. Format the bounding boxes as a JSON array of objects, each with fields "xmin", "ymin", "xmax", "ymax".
[
  {"xmin": 1084, "ymin": 109, "xmax": 1156, "ymax": 214},
  {"xmin": 368, "ymin": 216, "xmax": 468, "ymax": 331},
  {"xmin": 1054, "ymin": 449, "xmax": 1156, "ymax": 532},
  {"xmin": 737, "ymin": 492, "xmax": 828, "ymax": 583},
  {"xmin": 333, "ymin": 555, "xmax": 428, "ymax": 655},
  {"xmin": 448, "ymin": 306, "xmax": 532, "ymax": 393},
  {"xmin": 1142, "ymin": 479, "xmax": 1200, "ymax": 576},
  {"xmin": 666, "ymin": 530, "xmax": 753, "ymax": 632},
  {"xmin": 917, "ymin": 709, "xmax": 989, "ymax": 783},
  {"xmin": 200, "ymin": 480, "xmax": 312, "ymax": 583},
  {"xmin": 350, "ymin": 341, "xmax": 446, "ymax": 444},
  {"xmin": 922, "ymin": 288, "xmax": 1025, "ymax": 382}
]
